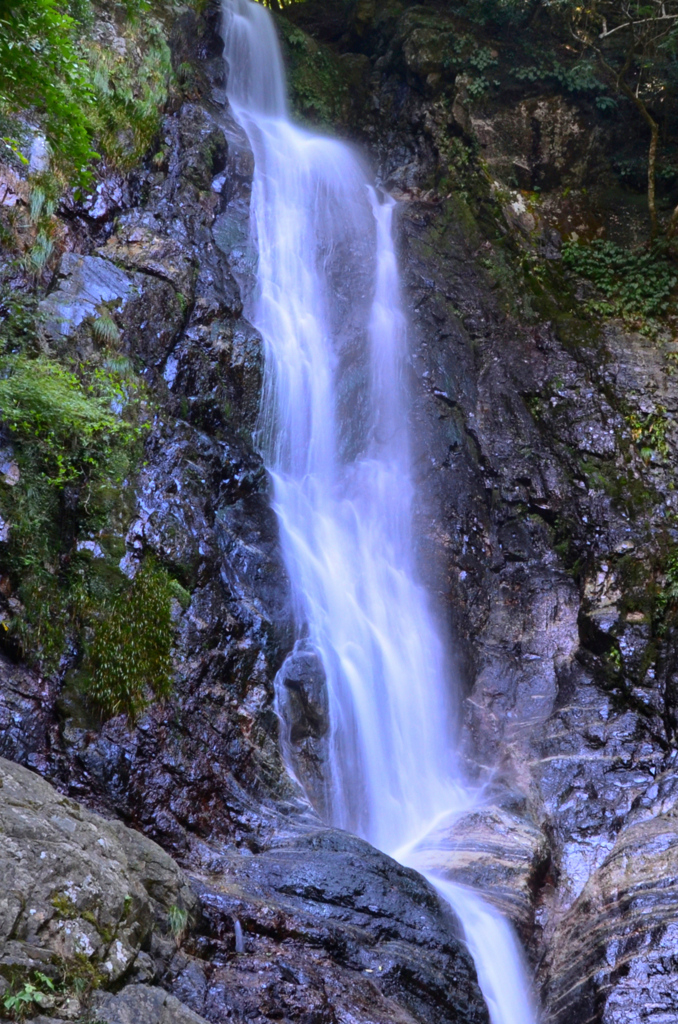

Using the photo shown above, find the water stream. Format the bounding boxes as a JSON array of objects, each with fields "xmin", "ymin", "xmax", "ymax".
[{"xmin": 221, "ymin": 3, "xmax": 537, "ymax": 1021}]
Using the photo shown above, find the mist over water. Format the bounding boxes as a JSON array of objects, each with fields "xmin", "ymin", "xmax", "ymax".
[{"xmin": 221, "ymin": 3, "xmax": 538, "ymax": 1021}]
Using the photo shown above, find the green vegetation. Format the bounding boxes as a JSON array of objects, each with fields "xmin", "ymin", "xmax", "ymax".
[
  {"xmin": 278, "ymin": 20, "xmax": 348, "ymax": 126},
  {"xmin": 51, "ymin": 892, "xmax": 79, "ymax": 919},
  {"xmin": 168, "ymin": 903, "xmax": 189, "ymax": 946},
  {"xmin": 565, "ymin": 0, "xmax": 678, "ymax": 238},
  {"xmin": 626, "ymin": 405, "xmax": 670, "ymax": 462},
  {"xmin": 513, "ymin": 55, "xmax": 613, "ymax": 108},
  {"xmin": 0, "ymin": 0, "xmax": 175, "ymax": 188},
  {"xmin": 86, "ymin": 556, "xmax": 174, "ymax": 721},
  {"xmin": 1, "ymin": 953, "xmax": 107, "ymax": 1021},
  {"xmin": 87, "ymin": 18, "xmax": 172, "ymax": 172},
  {"xmin": 0, "ymin": 290, "xmax": 149, "ymax": 672},
  {"xmin": 562, "ymin": 239, "xmax": 678, "ymax": 321},
  {"xmin": 0, "ymin": 356, "xmax": 140, "ymax": 486},
  {"xmin": 0, "ymin": 0, "xmax": 96, "ymax": 182},
  {"xmin": 656, "ymin": 548, "xmax": 678, "ymax": 628},
  {"xmin": 2, "ymin": 973, "xmax": 55, "ymax": 1021}
]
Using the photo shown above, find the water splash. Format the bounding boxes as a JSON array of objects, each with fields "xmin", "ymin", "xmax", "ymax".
[
  {"xmin": 432, "ymin": 878, "xmax": 537, "ymax": 1024},
  {"xmin": 221, "ymin": 3, "xmax": 538, "ymax": 1022}
]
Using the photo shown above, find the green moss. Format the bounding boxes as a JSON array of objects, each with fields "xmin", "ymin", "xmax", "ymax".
[
  {"xmin": 0, "ymin": 304, "xmax": 149, "ymax": 672},
  {"xmin": 51, "ymin": 893, "xmax": 78, "ymax": 920},
  {"xmin": 51, "ymin": 952, "xmax": 105, "ymax": 1002},
  {"xmin": 169, "ymin": 578, "xmax": 191, "ymax": 610},
  {"xmin": 277, "ymin": 18, "xmax": 348, "ymax": 126},
  {"xmin": 85, "ymin": 556, "xmax": 174, "ymax": 722}
]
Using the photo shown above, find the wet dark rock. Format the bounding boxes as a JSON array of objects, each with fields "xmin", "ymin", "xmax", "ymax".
[
  {"xmin": 40, "ymin": 254, "xmax": 132, "ymax": 339},
  {"xmin": 176, "ymin": 827, "xmax": 489, "ymax": 1024},
  {"xmin": 395, "ymin": 182, "xmax": 678, "ymax": 1000},
  {"xmin": 412, "ymin": 806, "xmax": 550, "ymax": 939},
  {"xmin": 0, "ymin": 654, "xmax": 56, "ymax": 772},
  {"xmin": 275, "ymin": 641, "xmax": 330, "ymax": 817}
]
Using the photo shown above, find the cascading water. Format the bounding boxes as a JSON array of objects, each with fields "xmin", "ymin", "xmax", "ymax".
[{"xmin": 221, "ymin": 3, "xmax": 538, "ymax": 1022}]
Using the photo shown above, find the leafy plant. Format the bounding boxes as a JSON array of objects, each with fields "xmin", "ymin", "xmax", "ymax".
[
  {"xmin": 562, "ymin": 239, "xmax": 678, "ymax": 320},
  {"xmin": 0, "ymin": 356, "xmax": 139, "ymax": 487},
  {"xmin": 626, "ymin": 405, "xmax": 670, "ymax": 461},
  {"xmin": 469, "ymin": 46, "xmax": 498, "ymax": 73},
  {"xmin": 3, "ymin": 973, "xmax": 55, "ymax": 1020},
  {"xmin": 514, "ymin": 56, "xmax": 608, "ymax": 96},
  {"xmin": 85, "ymin": 556, "xmax": 174, "ymax": 722},
  {"xmin": 467, "ymin": 75, "xmax": 491, "ymax": 97}
]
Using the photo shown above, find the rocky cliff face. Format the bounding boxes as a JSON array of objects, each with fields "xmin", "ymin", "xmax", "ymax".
[{"xmin": 1, "ymin": 1, "xmax": 678, "ymax": 1023}]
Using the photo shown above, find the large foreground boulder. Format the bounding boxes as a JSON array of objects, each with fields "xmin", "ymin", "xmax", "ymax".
[{"xmin": 0, "ymin": 756, "xmax": 202, "ymax": 1022}]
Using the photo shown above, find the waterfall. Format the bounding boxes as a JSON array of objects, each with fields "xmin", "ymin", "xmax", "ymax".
[{"xmin": 221, "ymin": 3, "xmax": 538, "ymax": 1022}]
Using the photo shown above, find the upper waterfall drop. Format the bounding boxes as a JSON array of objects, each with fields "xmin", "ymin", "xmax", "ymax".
[
  {"xmin": 221, "ymin": 3, "xmax": 538, "ymax": 1022},
  {"xmin": 222, "ymin": 0, "xmax": 461, "ymax": 855}
]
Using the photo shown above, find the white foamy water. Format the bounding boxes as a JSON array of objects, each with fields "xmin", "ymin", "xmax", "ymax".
[{"xmin": 221, "ymin": 3, "xmax": 538, "ymax": 1022}]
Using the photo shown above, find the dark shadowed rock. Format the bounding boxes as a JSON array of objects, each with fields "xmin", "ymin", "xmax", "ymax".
[{"xmin": 173, "ymin": 827, "xmax": 490, "ymax": 1024}]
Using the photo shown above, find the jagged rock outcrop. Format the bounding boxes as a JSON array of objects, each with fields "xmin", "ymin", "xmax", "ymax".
[{"xmin": 541, "ymin": 764, "xmax": 678, "ymax": 1023}]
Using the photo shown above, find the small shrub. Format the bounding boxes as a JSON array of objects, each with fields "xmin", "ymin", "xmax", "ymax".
[
  {"xmin": 0, "ymin": 356, "xmax": 139, "ymax": 487},
  {"xmin": 168, "ymin": 904, "xmax": 188, "ymax": 946}
]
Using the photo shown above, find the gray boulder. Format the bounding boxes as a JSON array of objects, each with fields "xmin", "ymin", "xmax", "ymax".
[{"xmin": 0, "ymin": 756, "xmax": 196, "ymax": 1015}]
